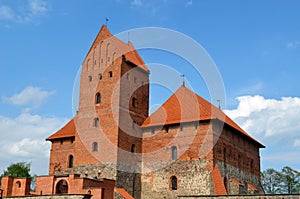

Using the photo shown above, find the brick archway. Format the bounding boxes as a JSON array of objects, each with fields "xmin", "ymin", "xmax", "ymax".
[{"xmin": 55, "ymin": 180, "xmax": 68, "ymax": 194}]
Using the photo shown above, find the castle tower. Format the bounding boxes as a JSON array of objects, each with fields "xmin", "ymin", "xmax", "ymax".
[{"xmin": 47, "ymin": 25, "xmax": 149, "ymax": 198}]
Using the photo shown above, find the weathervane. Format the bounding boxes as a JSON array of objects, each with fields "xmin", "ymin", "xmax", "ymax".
[
  {"xmin": 217, "ymin": 99, "xmax": 221, "ymax": 109},
  {"xmin": 180, "ymin": 74, "xmax": 185, "ymax": 87},
  {"xmin": 105, "ymin": 18, "xmax": 109, "ymax": 26}
]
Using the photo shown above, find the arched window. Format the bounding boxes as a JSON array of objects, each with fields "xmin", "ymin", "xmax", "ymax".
[
  {"xmin": 172, "ymin": 146, "xmax": 177, "ymax": 160},
  {"xmin": 95, "ymin": 93, "xmax": 101, "ymax": 104},
  {"xmin": 132, "ymin": 97, "xmax": 137, "ymax": 107},
  {"xmin": 170, "ymin": 176, "xmax": 177, "ymax": 190},
  {"xmin": 16, "ymin": 181, "xmax": 21, "ymax": 188},
  {"xmin": 68, "ymin": 155, "xmax": 74, "ymax": 168},
  {"xmin": 131, "ymin": 144, "xmax": 135, "ymax": 153},
  {"xmin": 92, "ymin": 142, "xmax": 98, "ymax": 152},
  {"xmin": 109, "ymin": 71, "xmax": 113, "ymax": 78},
  {"xmin": 94, "ymin": 118, "xmax": 99, "ymax": 127}
]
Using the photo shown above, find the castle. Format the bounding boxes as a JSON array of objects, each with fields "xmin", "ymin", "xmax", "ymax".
[{"xmin": 1, "ymin": 25, "xmax": 265, "ymax": 199}]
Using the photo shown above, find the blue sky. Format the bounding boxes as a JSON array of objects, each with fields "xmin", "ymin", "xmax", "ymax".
[{"xmin": 0, "ymin": 0, "xmax": 300, "ymax": 175}]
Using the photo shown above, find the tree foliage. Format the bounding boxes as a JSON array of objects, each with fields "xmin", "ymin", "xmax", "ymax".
[
  {"xmin": 261, "ymin": 166, "xmax": 300, "ymax": 194},
  {"xmin": 1, "ymin": 162, "xmax": 32, "ymax": 178}
]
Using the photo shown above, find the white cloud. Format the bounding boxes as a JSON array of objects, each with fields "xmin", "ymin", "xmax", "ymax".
[
  {"xmin": 131, "ymin": 0, "xmax": 143, "ymax": 7},
  {"xmin": 0, "ymin": 0, "xmax": 49, "ymax": 23},
  {"xmin": 186, "ymin": 0, "xmax": 193, "ymax": 7},
  {"xmin": 5, "ymin": 86, "xmax": 55, "ymax": 107},
  {"xmin": 287, "ymin": 41, "xmax": 300, "ymax": 48},
  {"xmin": 0, "ymin": 111, "xmax": 68, "ymax": 175},
  {"xmin": 225, "ymin": 95, "xmax": 300, "ymax": 141},
  {"xmin": 0, "ymin": 5, "xmax": 15, "ymax": 20},
  {"xmin": 28, "ymin": 0, "xmax": 48, "ymax": 15}
]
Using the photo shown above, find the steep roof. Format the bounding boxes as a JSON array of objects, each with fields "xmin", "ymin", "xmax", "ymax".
[
  {"xmin": 85, "ymin": 25, "xmax": 149, "ymax": 73},
  {"xmin": 46, "ymin": 119, "xmax": 76, "ymax": 141},
  {"xmin": 142, "ymin": 86, "xmax": 264, "ymax": 148}
]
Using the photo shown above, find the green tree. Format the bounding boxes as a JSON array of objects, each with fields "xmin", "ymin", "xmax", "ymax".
[
  {"xmin": 261, "ymin": 168, "xmax": 281, "ymax": 194},
  {"xmin": 279, "ymin": 166, "xmax": 300, "ymax": 194},
  {"xmin": 1, "ymin": 162, "xmax": 32, "ymax": 178}
]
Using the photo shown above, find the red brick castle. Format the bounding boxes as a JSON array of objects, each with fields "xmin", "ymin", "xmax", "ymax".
[{"xmin": 1, "ymin": 25, "xmax": 265, "ymax": 199}]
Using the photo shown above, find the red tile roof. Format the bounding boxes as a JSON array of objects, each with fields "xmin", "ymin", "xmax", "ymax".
[
  {"xmin": 86, "ymin": 25, "xmax": 149, "ymax": 73},
  {"xmin": 142, "ymin": 86, "xmax": 264, "ymax": 148},
  {"xmin": 212, "ymin": 164, "xmax": 227, "ymax": 195},
  {"xmin": 231, "ymin": 178, "xmax": 244, "ymax": 186},
  {"xmin": 46, "ymin": 119, "xmax": 76, "ymax": 141},
  {"xmin": 247, "ymin": 181, "xmax": 258, "ymax": 191},
  {"xmin": 115, "ymin": 188, "xmax": 134, "ymax": 199}
]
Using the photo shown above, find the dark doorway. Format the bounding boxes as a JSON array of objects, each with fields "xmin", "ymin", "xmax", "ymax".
[{"xmin": 56, "ymin": 180, "xmax": 68, "ymax": 194}]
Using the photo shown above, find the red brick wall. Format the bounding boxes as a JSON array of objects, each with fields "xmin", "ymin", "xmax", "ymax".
[{"xmin": 1, "ymin": 176, "xmax": 31, "ymax": 197}]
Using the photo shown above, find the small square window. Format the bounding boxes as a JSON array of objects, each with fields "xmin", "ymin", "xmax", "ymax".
[
  {"xmin": 165, "ymin": 126, "xmax": 169, "ymax": 133},
  {"xmin": 151, "ymin": 128, "xmax": 155, "ymax": 134},
  {"xmin": 132, "ymin": 97, "xmax": 137, "ymax": 107},
  {"xmin": 89, "ymin": 76, "xmax": 92, "ymax": 82}
]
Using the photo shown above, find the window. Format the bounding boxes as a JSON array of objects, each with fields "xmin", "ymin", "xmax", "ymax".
[
  {"xmin": 151, "ymin": 128, "xmax": 155, "ymax": 134},
  {"xmin": 94, "ymin": 118, "xmax": 99, "ymax": 127},
  {"xmin": 99, "ymin": 73, "xmax": 102, "ymax": 80},
  {"xmin": 170, "ymin": 176, "xmax": 177, "ymax": 190},
  {"xmin": 172, "ymin": 146, "xmax": 177, "ymax": 160},
  {"xmin": 16, "ymin": 181, "xmax": 21, "ymax": 188},
  {"xmin": 95, "ymin": 92, "xmax": 101, "ymax": 104},
  {"xmin": 92, "ymin": 142, "xmax": 98, "ymax": 152},
  {"xmin": 165, "ymin": 126, "xmax": 169, "ymax": 133},
  {"xmin": 88, "ymin": 76, "xmax": 92, "ymax": 82},
  {"xmin": 68, "ymin": 155, "xmax": 74, "ymax": 168},
  {"xmin": 134, "ymin": 77, "xmax": 137, "ymax": 83},
  {"xmin": 109, "ymin": 71, "xmax": 113, "ymax": 78},
  {"xmin": 126, "ymin": 73, "xmax": 129, "ymax": 80},
  {"xmin": 131, "ymin": 144, "xmax": 135, "ymax": 153},
  {"xmin": 132, "ymin": 97, "xmax": 137, "ymax": 107},
  {"xmin": 180, "ymin": 125, "xmax": 183, "ymax": 132}
]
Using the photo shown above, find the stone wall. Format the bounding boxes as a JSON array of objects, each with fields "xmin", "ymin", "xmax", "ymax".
[
  {"xmin": 141, "ymin": 160, "xmax": 212, "ymax": 199},
  {"xmin": 178, "ymin": 194, "xmax": 300, "ymax": 199}
]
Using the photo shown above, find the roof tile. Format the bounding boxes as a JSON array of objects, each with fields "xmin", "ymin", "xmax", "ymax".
[
  {"xmin": 142, "ymin": 86, "xmax": 264, "ymax": 147},
  {"xmin": 46, "ymin": 119, "xmax": 76, "ymax": 141}
]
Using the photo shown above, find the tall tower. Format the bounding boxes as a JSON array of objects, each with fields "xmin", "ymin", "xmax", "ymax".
[{"xmin": 47, "ymin": 25, "xmax": 149, "ymax": 199}]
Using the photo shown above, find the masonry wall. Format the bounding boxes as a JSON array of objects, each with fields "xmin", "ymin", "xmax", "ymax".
[
  {"xmin": 141, "ymin": 122, "xmax": 215, "ymax": 199},
  {"xmin": 1, "ymin": 177, "xmax": 31, "ymax": 197},
  {"xmin": 212, "ymin": 121, "xmax": 263, "ymax": 194},
  {"xmin": 4, "ymin": 194, "xmax": 92, "ymax": 199},
  {"xmin": 178, "ymin": 195, "xmax": 300, "ymax": 199}
]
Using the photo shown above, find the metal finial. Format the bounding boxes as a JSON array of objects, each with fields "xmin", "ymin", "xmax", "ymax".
[
  {"xmin": 217, "ymin": 100, "xmax": 221, "ymax": 109},
  {"xmin": 105, "ymin": 18, "xmax": 109, "ymax": 26},
  {"xmin": 180, "ymin": 74, "xmax": 185, "ymax": 87}
]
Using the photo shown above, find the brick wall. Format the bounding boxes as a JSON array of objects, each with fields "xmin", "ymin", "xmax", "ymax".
[{"xmin": 4, "ymin": 194, "xmax": 91, "ymax": 199}]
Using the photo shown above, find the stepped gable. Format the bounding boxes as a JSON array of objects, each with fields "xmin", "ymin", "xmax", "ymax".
[
  {"xmin": 85, "ymin": 25, "xmax": 149, "ymax": 73},
  {"xmin": 46, "ymin": 119, "xmax": 76, "ymax": 141},
  {"xmin": 142, "ymin": 85, "xmax": 264, "ymax": 148}
]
